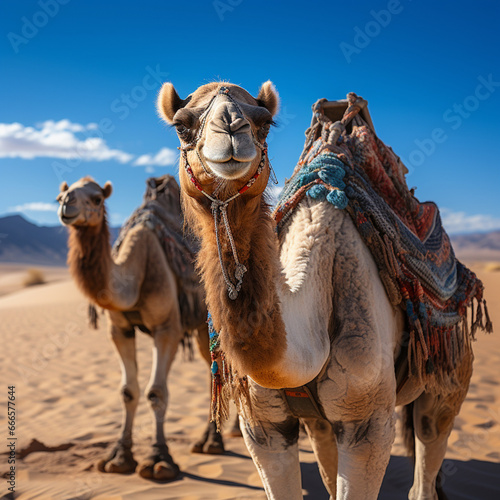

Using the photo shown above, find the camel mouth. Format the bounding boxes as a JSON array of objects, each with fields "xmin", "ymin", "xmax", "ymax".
[
  {"xmin": 59, "ymin": 214, "xmax": 80, "ymax": 226},
  {"xmin": 205, "ymin": 159, "xmax": 252, "ymax": 180}
]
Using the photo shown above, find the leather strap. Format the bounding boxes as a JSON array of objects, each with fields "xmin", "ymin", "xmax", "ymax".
[{"xmin": 281, "ymin": 379, "xmax": 326, "ymax": 420}]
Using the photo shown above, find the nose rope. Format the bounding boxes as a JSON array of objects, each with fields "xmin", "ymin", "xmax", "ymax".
[
  {"xmin": 212, "ymin": 201, "xmax": 247, "ymax": 300},
  {"xmin": 178, "ymin": 86, "xmax": 268, "ymax": 299}
]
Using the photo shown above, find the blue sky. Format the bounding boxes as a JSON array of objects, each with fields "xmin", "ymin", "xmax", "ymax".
[{"xmin": 1, "ymin": 0, "xmax": 499, "ymax": 233}]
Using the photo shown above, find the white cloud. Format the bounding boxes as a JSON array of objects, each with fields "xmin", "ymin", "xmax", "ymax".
[
  {"xmin": 8, "ymin": 202, "xmax": 58, "ymax": 213},
  {"xmin": 441, "ymin": 208, "xmax": 500, "ymax": 234},
  {"xmin": 265, "ymin": 185, "xmax": 283, "ymax": 207},
  {"xmin": 109, "ymin": 213, "xmax": 126, "ymax": 225},
  {"xmin": 132, "ymin": 147, "xmax": 178, "ymax": 167},
  {"xmin": 0, "ymin": 120, "xmax": 133, "ymax": 163}
]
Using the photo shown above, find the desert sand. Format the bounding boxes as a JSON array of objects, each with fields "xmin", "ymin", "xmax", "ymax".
[{"xmin": 0, "ymin": 263, "xmax": 499, "ymax": 499}]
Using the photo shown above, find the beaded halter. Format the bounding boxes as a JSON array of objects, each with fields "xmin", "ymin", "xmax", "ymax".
[{"xmin": 178, "ymin": 86, "xmax": 269, "ymax": 300}]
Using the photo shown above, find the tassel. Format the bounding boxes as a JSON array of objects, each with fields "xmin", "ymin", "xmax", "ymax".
[
  {"xmin": 415, "ymin": 318, "xmax": 429, "ymax": 360},
  {"xmin": 88, "ymin": 303, "xmax": 98, "ymax": 329},
  {"xmin": 207, "ymin": 313, "xmax": 231, "ymax": 432},
  {"xmin": 484, "ymin": 299, "xmax": 493, "ymax": 333}
]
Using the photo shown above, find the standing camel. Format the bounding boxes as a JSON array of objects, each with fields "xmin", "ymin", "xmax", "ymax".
[
  {"xmin": 57, "ymin": 175, "xmax": 223, "ymax": 481},
  {"xmin": 156, "ymin": 81, "xmax": 490, "ymax": 499}
]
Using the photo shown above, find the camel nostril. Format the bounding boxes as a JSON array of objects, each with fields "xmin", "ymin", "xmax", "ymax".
[
  {"xmin": 229, "ymin": 118, "xmax": 250, "ymax": 134},
  {"xmin": 63, "ymin": 191, "xmax": 77, "ymax": 206}
]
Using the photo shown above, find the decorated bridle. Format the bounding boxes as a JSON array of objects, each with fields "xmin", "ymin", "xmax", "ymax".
[{"xmin": 177, "ymin": 86, "xmax": 270, "ymax": 300}]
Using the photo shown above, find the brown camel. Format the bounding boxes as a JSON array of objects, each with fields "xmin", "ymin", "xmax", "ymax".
[
  {"xmin": 57, "ymin": 175, "xmax": 224, "ymax": 481},
  {"xmin": 156, "ymin": 81, "xmax": 485, "ymax": 499}
]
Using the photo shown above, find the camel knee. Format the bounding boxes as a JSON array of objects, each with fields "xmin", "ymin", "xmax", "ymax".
[
  {"xmin": 415, "ymin": 407, "xmax": 455, "ymax": 444},
  {"xmin": 121, "ymin": 385, "xmax": 139, "ymax": 405},
  {"xmin": 243, "ymin": 416, "xmax": 299, "ymax": 451},
  {"xmin": 146, "ymin": 385, "xmax": 167, "ymax": 412}
]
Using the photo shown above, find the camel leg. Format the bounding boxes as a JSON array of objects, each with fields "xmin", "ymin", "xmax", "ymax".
[
  {"xmin": 239, "ymin": 383, "xmax": 302, "ymax": 500},
  {"xmin": 302, "ymin": 418, "xmax": 338, "ymax": 499},
  {"xmin": 335, "ymin": 408, "xmax": 396, "ymax": 499},
  {"xmin": 136, "ymin": 326, "xmax": 181, "ymax": 481},
  {"xmin": 191, "ymin": 323, "xmax": 225, "ymax": 455},
  {"xmin": 97, "ymin": 325, "xmax": 139, "ymax": 474},
  {"xmin": 409, "ymin": 391, "xmax": 463, "ymax": 500}
]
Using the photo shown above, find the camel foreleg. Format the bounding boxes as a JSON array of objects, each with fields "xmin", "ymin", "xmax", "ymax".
[
  {"xmin": 240, "ymin": 413, "xmax": 302, "ymax": 500},
  {"xmin": 97, "ymin": 324, "xmax": 139, "ymax": 474},
  {"xmin": 302, "ymin": 418, "xmax": 338, "ymax": 499},
  {"xmin": 136, "ymin": 325, "xmax": 181, "ymax": 481},
  {"xmin": 335, "ymin": 407, "xmax": 396, "ymax": 499}
]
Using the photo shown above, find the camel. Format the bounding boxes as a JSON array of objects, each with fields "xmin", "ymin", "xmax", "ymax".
[
  {"xmin": 156, "ymin": 81, "xmax": 484, "ymax": 499},
  {"xmin": 57, "ymin": 175, "xmax": 225, "ymax": 481}
]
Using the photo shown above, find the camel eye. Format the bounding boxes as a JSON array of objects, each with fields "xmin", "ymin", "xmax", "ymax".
[
  {"xmin": 257, "ymin": 121, "xmax": 272, "ymax": 141},
  {"xmin": 174, "ymin": 123, "xmax": 191, "ymax": 141},
  {"xmin": 91, "ymin": 196, "xmax": 102, "ymax": 205}
]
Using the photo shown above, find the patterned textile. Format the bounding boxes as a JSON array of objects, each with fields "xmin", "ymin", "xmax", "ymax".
[
  {"xmin": 113, "ymin": 175, "xmax": 205, "ymax": 329},
  {"xmin": 274, "ymin": 103, "xmax": 492, "ymax": 391}
]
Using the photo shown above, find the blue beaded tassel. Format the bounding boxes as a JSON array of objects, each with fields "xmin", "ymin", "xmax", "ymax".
[{"xmin": 208, "ymin": 313, "xmax": 229, "ymax": 430}]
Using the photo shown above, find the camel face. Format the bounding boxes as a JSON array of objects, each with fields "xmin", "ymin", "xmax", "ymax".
[
  {"xmin": 57, "ymin": 177, "xmax": 112, "ymax": 227},
  {"xmin": 157, "ymin": 81, "xmax": 279, "ymax": 182},
  {"xmin": 201, "ymin": 98, "xmax": 257, "ymax": 179}
]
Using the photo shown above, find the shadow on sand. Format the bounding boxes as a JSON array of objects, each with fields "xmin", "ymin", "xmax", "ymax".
[{"xmin": 302, "ymin": 455, "xmax": 500, "ymax": 499}]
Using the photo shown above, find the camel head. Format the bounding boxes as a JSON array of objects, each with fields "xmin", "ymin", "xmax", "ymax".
[
  {"xmin": 157, "ymin": 81, "xmax": 279, "ymax": 202},
  {"xmin": 57, "ymin": 176, "xmax": 112, "ymax": 228}
]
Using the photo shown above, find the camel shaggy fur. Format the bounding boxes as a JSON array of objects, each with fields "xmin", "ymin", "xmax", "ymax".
[
  {"xmin": 57, "ymin": 176, "xmax": 224, "ymax": 481},
  {"xmin": 157, "ymin": 81, "xmax": 474, "ymax": 499}
]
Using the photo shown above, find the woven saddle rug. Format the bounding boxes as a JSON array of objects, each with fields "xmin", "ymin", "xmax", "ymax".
[
  {"xmin": 113, "ymin": 175, "xmax": 205, "ymax": 330},
  {"xmin": 274, "ymin": 97, "xmax": 492, "ymax": 392}
]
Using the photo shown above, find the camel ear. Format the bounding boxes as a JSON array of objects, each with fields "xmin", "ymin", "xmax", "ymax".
[
  {"xmin": 157, "ymin": 83, "xmax": 185, "ymax": 124},
  {"xmin": 103, "ymin": 181, "xmax": 113, "ymax": 198},
  {"xmin": 59, "ymin": 181, "xmax": 69, "ymax": 192},
  {"xmin": 257, "ymin": 81, "xmax": 280, "ymax": 117}
]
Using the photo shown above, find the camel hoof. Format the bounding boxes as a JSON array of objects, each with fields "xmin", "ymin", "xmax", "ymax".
[
  {"xmin": 137, "ymin": 444, "xmax": 179, "ymax": 481},
  {"xmin": 204, "ymin": 441, "xmax": 224, "ymax": 455},
  {"xmin": 192, "ymin": 421, "xmax": 225, "ymax": 454},
  {"xmin": 96, "ymin": 443, "xmax": 137, "ymax": 474},
  {"xmin": 137, "ymin": 460, "xmax": 154, "ymax": 479},
  {"xmin": 154, "ymin": 461, "xmax": 180, "ymax": 480},
  {"xmin": 191, "ymin": 440, "xmax": 205, "ymax": 454},
  {"xmin": 191, "ymin": 435, "xmax": 225, "ymax": 455}
]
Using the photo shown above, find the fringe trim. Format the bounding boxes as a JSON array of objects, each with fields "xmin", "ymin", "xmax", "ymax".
[{"xmin": 407, "ymin": 294, "xmax": 492, "ymax": 394}]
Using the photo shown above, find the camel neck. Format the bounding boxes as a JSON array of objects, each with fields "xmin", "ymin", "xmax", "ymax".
[
  {"xmin": 191, "ymin": 194, "xmax": 289, "ymax": 386},
  {"xmin": 67, "ymin": 218, "xmax": 112, "ymax": 308}
]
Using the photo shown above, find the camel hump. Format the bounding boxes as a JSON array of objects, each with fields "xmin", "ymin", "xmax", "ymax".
[
  {"xmin": 113, "ymin": 175, "xmax": 204, "ymax": 328},
  {"xmin": 143, "ymin": 175, "xmax": 183, "ymax": 219}
]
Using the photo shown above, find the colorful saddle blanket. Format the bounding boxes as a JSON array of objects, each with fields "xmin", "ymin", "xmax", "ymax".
[
  {"xmin": 274, "ymin": 99, "xmax": 492, "ymax": 391},
  {"xmin": 113, "ymin": 175, "xmax": 205, "ymax": 330}
]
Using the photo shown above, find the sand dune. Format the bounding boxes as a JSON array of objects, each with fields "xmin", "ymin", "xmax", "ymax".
[{"xmin": 0, "ymin": 263, "xmax": 499, "ymax": 499}]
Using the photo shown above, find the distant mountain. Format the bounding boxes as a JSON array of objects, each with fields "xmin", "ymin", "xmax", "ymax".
[
  {"xmin": 0, "ymin": 215, "xmax": 120, "ymax": 266},
  {"xmin": 0, "ymin": 214, "xmax": 498, "ymax": 266},
  {"xmin": 451, "ymin": 231, "xmax": 500, "ymax": 251},
  {"xmin": 451, "ymin": 230, "xmax": 500, "ymax": 262}
]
